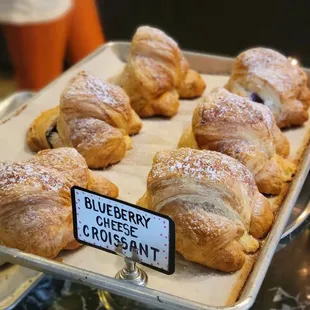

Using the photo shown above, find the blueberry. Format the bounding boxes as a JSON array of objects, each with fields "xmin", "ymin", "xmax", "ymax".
[
  {"xmin": 250, "ymin": 93, "xmax": 264, "ymax": 104},
  {"xmin": 46, "ymin": 126, "xmax": 58, "ymax": 147}
]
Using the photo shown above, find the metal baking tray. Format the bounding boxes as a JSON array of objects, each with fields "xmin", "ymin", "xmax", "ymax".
[
  {"xmin": 0, "ymin": 42, "xmax": 309, "ymax": 310},
  {"xmin": 0, "ymin": 91, "xmax": 34, "ymax": 125}
]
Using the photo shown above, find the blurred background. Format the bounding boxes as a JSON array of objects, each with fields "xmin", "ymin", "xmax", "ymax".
[{"xmin": 1, "ymin": 0, "xmax": 310, "ymax": 98}]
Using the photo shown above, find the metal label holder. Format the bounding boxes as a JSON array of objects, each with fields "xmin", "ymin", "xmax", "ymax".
[
  {"xmin": 114, "ymin": 243, "xmax": 148, "ymax": 287},
  {"xmin": 97, "ymin": 243, "xmax": 148, "ymax": 309}
]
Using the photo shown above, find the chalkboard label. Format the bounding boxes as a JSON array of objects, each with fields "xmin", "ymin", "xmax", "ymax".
[{"xmin": 71, "ymin": 186, "xmax": 175, "ymax": 275}]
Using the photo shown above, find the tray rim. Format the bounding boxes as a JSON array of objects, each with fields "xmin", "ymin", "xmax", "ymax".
[
  {"xmin": 0, "ymin": 91, "xmax": 35, "ymax": 125},
  {"xmin": 1, "ymin": 269, "xmax": 44, "ymax": 310},
  {"xmin": 0, "ymin": 41, "xmax": 310, "ymax": 310},
  {"xmin": 0, "ymin": 92, "xmax": 46, "ymax": 310}
]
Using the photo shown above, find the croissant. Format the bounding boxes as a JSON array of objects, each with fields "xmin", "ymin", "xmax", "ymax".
[
  {"xmin": 226, "ymin": 47, "xmax": 310, "ymax": 128},
  {"xmin": 178, "ymin": 88, "xmax": 296, "ymax": 195},
  {"xmin": 0, "ymin": 147, "xmax": 118, "ymax": 259},
  {"xmin": 113, "ymin": 26, "xmax": 206, "ymax": 117},
  {"xmin": 27, "ymin": 71, "xmax": 142, "ymax": 169},
  {"xmin": 137, "ymin": 148, "xmax": 274, "ymax": 272}
]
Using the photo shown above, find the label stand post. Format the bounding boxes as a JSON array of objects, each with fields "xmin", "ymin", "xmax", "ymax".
[
  {"xmin": 114, "ymin": 243, "xmax": 148, "ymax": 286},
  {"xmin": 98, "ymin": 244, "xmax": 149, "ymax": 310}
]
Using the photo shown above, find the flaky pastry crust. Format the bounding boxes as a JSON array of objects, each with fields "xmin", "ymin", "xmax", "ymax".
[
  {"xmin": 226, "ymin": 48, "xmax": 310, "ymax": 128},
  {"xmin": 114, "ymin": 26, "xmax": 206, "ymax": 117},
  {"xmin": 138, "ymin": 148, "xmax": 273, "ymax": 272},
  {"xmin": 179, "ymin": 88, "xmax": 295, "ymax": 195},
  {"xmin": 0, "ymin": 148, "xmax": 118, "ymax": 259},
  {"xmin": 27, "ymin": 71, "xmax": 142, "ymax": 169}
]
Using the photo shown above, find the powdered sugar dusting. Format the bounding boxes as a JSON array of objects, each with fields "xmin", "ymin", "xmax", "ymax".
[
  {"xmin": 200, "ymin": 88, "xmax": 274, "ymax": 130},
  {"xmin": 134, "ymin": 26, "xmax": 179, "ymax": 54},
  {"xmin": 34, "ymin": 148, "xmax": 81, "ymax": 168},
  {"xmin": 84, "ymin": 74, "xmax": 126, "ymax": 107},
  {"xmin": 0, "ymin": 162, "xmax": 63, "ymax": 193},
  {"xmin": 0, "ymin": 148, "xmax": 89, "ymax": 196},
  {"xmin": 136, "ymin": 56, "xmax": 179, "ymax": 91},
  {"xmin": 239, "ymin": 48, "xmax": 301, "ymax": 94},
  {"xmin": 70, "ymin": 117, "xmax": 118, "ymax": 145},
  {"xmin": 62, "ymin": 71, "xmax": 129, "ymax": 111},
  {"xmin": 176, "ymin": 199, "xmax": 240, "ymax": 238},
  {"xmin": 194, "ymin": 87, "xmax": 278, "ymax": 160},
  {"xmin": 32, "ymin": 148, "xmax": 89, "ymax": 186},
  {"xmin": 151, "ymin": 148, "xmax": 255, "ymax": 187}
]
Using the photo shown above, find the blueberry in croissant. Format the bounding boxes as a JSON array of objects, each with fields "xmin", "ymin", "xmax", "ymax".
[
  {"xmin": 226, "ymin": 47, "xmax": 310, "ymax": 128},
  {"xmin": 137, "ymin": 148, "xmax": 274, "ymax": 272},
  {"xmin": 0, "ymin": 148, "xmax": 118, "ymax": 259},
  {"xmin": 27, "ymin": 71, "xmax": 142, "ymax": 169}
]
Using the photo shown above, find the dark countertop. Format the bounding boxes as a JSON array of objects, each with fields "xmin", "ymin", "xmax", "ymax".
[{"xmin": 14, "ymin": 216, "xmax": 310, "ymax": 310}]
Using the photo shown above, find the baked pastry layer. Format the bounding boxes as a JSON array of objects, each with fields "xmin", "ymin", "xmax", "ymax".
[
  {"xmin": 178, "ymin": 87, "xmax": 296, "ymax": 194},
  {"xmin": 226, "ymin": 47, "xmax": 310, "ymax": 128},
  {"xmin": 113, "ymin": 26, "xmax": 206, "ymax": 117},
  {"xmin": 0, "ymin": 147, "xmax": 118, "ymax": 259},
  {"xmin": 138, "ymin": 148, "xmax": 274, "ymax": 272},
  {"xmin": 27, "ymin": 71, "xmax": 142, "ymax": 169}
]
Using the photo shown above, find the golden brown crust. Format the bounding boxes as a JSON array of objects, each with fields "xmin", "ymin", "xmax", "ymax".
[
  {"xmin": 60, "ymin": 71, "xmax": 142, "ymax": 134},
  {"xmin": 136, "ymin": 90, "xmax": 180, "ymax": 118},
  {"xmin": 161, "ymin": 201, "xmax": 246, "ymax": 272},
  {"xmin": 27, "ymin": 107, "xmax": 60, "ymax": 152},
  {"xmin": 137, "ymin": 148, "xmax": 273, "ymax": 272},
  {"xmin": 88, "ymin": 171, "xmax": 119, "ymax": 198},
  {"xmin": 178, "ymin": 69, "xmax": 206, "ymax": 98},
  {"xmin": 60, "ymin": 117, "xmax": 126, "ymax": 169},
  {"xmin": 179, "ymin": 88, "xmax": 296, "ymax": 195},
  {"xmin": 27, "ymin": 71, "xmax": 142, "ymax": 169},
  {"xmin": 226, "ymin": 48, "xmax": 310, "ymax": 128},
  {"xmin": 0, "ymin": 148, "xmax": 118, "ymax": 259},
  {"xmin": 250, "ymin": 192, "xmax": 274, "ymax": 238},
  {"xmin": 115, "ymin": 26, "xmax": 205, "ymax": 117}
]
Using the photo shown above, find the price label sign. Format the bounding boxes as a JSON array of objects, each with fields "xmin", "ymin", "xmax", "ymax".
[{"xmin": 71, "ymin": 186, "xmax": 175, "ymax": 274}]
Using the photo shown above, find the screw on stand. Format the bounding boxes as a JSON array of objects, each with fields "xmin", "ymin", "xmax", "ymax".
[{"xmin": 114, "ymin": 243, "xmax": 148, "ymax": 287}]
